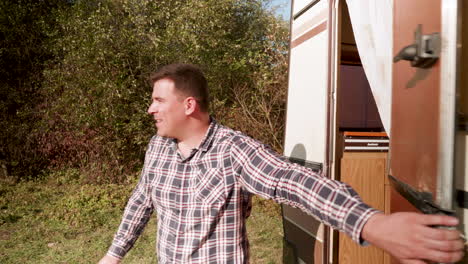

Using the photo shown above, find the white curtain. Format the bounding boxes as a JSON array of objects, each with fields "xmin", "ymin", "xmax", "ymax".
[{"xmin": 345, "ymin": 0, "xmax": 393, "ymax": 135}]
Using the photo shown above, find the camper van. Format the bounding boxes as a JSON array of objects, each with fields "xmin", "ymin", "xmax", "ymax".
[{"xmin": 282, "ymin": 0, "xmax": 468, "ymax": 263}]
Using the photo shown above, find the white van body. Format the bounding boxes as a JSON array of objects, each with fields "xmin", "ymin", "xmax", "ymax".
[{"xmin": 282, "ymin": 0, "xmax": 467, "ymax": 263}]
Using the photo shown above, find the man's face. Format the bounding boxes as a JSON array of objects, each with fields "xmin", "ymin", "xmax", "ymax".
[{"xmin": 147, "ymin": 78, "xmax": 187, "ymax": 138}]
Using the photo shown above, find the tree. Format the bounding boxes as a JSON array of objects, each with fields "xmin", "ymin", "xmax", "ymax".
[
  {"xmin": 0, "ymin": 0, "xmax": 69, "ymax": 178},
  {"xmin": 2, "ymin": 0, "xmax": 289, "ymax": 181}
]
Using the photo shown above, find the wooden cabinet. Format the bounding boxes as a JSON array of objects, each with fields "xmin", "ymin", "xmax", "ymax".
[{"xmin": 338, "ymin": 138, "xmax": 391, "ymax": 264}]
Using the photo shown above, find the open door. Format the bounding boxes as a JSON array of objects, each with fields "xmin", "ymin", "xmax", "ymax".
[
  {"xmin": 390, "ymin": 3, "xmax": 464, "ymax": 264},
  {"xmin": 390, "ymin": 0, "xmax": 459, "ymax": 215}
]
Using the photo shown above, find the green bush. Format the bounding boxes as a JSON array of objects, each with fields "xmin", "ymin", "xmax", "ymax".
[
  {"xmin": 1, "ymin": 0, "xmax": 289, "ymax": 182},
  {"xmin": 0, "ymin": 0, "xmax": 68, "ymax": 178}
]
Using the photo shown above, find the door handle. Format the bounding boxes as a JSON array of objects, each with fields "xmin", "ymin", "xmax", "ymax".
[{"xmin": 393, "ymin": 24, "xmax": 441, "ymax": 68}]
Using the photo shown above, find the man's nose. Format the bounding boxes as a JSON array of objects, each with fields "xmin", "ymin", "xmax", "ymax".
[{"xmin": 148, "ymin": 102, "xmax": 157, "ymax": 115}]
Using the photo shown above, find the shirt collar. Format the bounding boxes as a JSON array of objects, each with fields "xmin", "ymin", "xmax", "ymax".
[{"xmin": 198, "ymin": 116, "xmax": 217, "ymax": 152}]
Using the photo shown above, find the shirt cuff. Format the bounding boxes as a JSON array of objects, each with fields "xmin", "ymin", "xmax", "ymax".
[
  {"xmin": 107, "ymin": 244, "xmax": 127, "ymax": 260},
  {"xmin": 344, "ymin": 202, "xmax": 382, "ymax": 245}
]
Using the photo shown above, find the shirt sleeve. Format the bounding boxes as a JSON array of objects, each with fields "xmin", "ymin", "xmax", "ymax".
[
  {"xmin": 107, "ymin": 144, "xmax": 155, "ymax": 259},
  {"xmin": 229, "ymin": 136, "xmax": 380, "ymax": 245}
]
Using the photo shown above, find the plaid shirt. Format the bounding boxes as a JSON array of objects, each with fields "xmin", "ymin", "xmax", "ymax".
[{"xmin": 107, "ymin": 120, "xmax": 379, "ymax": 263}]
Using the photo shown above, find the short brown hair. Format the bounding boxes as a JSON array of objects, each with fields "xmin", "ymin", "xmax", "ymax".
[{"xmin": 150, "ymin": 63, "xmax": 209, "ymax": 112}]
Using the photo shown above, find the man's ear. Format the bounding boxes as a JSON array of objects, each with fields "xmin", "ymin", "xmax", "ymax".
[{"xmin": 184, "ymin": 97, "xmax": 197, "ymax": 115}]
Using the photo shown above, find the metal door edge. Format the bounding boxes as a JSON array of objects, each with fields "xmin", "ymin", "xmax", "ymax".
[{"xmin": 437, "ymin": 0, "xmax": 462, "ymax": 210}]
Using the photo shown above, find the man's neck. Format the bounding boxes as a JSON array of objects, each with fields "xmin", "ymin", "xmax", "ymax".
[{"xmin": 177, "ymin": 114, "xmax": 210, "ymax": 155}]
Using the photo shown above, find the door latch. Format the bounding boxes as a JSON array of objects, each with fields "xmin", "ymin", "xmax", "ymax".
[{"xmin": 393, "ymin": 24, "xmax": 441, "ymax": 68}]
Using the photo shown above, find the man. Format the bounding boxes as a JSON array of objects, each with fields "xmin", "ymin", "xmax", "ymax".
[{"xmin": 99, "ymin": 63, "xmax": 465, "ymax": 264}]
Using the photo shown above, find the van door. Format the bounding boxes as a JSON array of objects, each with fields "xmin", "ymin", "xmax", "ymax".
[{"xmin": 390, "ymin": 0, "xmax": 461, "ymax": 237}]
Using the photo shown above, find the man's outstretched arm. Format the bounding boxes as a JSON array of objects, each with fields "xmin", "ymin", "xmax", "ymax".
[
  {"xmin": 229, "ymin": 136, "xmax": 465, "ymax": 263},
  {"xmin": 362, "ymin": 212, "xmax": 465, "ymax": 264}
]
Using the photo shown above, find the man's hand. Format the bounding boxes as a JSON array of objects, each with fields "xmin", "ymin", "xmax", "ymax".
[
  {"xmin": 362, "ymin": 212, "xmax": 465, "ymax": 264},
  {"xmin": 98, "ymin": 255, "xmax": 121, "ymax": 264}
]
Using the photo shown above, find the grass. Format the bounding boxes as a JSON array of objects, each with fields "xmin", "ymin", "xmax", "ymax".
[{"xmin": 0, "ymin": 172, "xmax": 284, "ymax": 263}]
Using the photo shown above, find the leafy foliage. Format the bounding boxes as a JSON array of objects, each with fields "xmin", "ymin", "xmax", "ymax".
[
  {"xmin": 1, "ymin": 0, "xmax": 289, "ymax": 181},
  {"xmin": 0, "ymin": 0, "xmax": 69, "ymax": 178}
]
